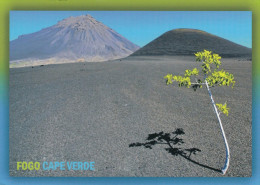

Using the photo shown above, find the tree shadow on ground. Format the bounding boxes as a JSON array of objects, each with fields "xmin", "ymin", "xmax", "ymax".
[{"xmin": 129, "ymin": 128, "xmax": 221, "ymax": 173}]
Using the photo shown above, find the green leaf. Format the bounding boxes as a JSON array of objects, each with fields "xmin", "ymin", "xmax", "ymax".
[
  {"xmin": 216, "ymin": 103, "xmax": 229, "ymax": 116},
  {"xmin": 206, "ymin": 69, "xmax": 235, "ymax": 87},
  {"xmin": 164, "ymin": 74, "xmax": 173, "ymax": 85}
]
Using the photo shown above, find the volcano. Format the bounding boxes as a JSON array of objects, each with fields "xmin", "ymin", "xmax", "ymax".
[
  {"xmin": 132, "ymin": 29, "xmax": 251, "ymax": 57},
  {"xmin": 10, "ymin": 14, "xmax": 140, "ymax": 67}
]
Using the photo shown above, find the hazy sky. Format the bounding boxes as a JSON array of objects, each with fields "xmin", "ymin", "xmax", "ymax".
[{"xmin": 10, "ymin": 11, "xmax": 252, "ymax": 48}]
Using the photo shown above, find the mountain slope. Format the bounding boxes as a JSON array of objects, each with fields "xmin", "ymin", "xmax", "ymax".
[
  {"xmin": 132, "ymin": 29, "xmax": 251, "ymax": 57},
  {"xmin": 10, "ymin": 14, "xmax": 139, "ymax": 66}
]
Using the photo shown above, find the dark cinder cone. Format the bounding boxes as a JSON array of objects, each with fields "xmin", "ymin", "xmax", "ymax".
[{"xmin": 132, "ymin": 28, "xmax": 251, "ymax": 57}]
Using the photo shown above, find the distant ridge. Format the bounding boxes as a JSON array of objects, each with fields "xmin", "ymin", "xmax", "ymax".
[
  {"xmin": 10, "ymin": 14, "xmax": 140, "ymax": 67},
  {"xmin": 131, "ymin": 29, "xmax": 251, "ymax": 58}
]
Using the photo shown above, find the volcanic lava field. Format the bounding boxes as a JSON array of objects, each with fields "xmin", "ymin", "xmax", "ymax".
[{"xmin": 9, "ymin": 56, "xmax": 251, "ymax": 177}]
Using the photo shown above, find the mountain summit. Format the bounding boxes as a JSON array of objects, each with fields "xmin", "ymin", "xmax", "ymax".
[
  {"xmin": 132, "ymin": 28, "xmax": 251, "ymax": 57},
  {"xmin": 10, "ymin": 14, "xmax": 140, "ymax": 67}
]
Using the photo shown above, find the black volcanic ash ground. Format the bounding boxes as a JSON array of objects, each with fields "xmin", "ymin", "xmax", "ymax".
[{"xmin": 9, "ymin": 56, "xmax": 251, "ymax": 177}]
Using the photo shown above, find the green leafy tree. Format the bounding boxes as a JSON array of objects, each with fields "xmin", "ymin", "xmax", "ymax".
[{"xmin": 164, "ymin": 50, "xmax": 235, "ymax": 174}]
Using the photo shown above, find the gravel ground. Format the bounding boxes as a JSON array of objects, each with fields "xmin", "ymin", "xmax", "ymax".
[{"xmin": 9, "ymin": 56, "xmax": 252, "ymax": 177}]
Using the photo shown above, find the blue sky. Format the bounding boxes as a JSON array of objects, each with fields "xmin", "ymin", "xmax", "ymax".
[{"xmin": 10, "ymin": 11, "xmax": 252, "ymax": 48}]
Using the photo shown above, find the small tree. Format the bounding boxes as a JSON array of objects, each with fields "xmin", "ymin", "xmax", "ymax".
[{"xmin": 164, "ymin": 50, "xmax": 235, "ymax": 175}]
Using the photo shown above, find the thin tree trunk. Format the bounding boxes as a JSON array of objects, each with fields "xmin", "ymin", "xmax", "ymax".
[{"xmin": 205, "ymin": 79, "xmax": 230, "ymax": 175}]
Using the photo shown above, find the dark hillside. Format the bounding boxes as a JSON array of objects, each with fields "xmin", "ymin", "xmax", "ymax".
[{"xmin": 132, "ymin": 29, "xmax": 251, "ymax": 58}]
